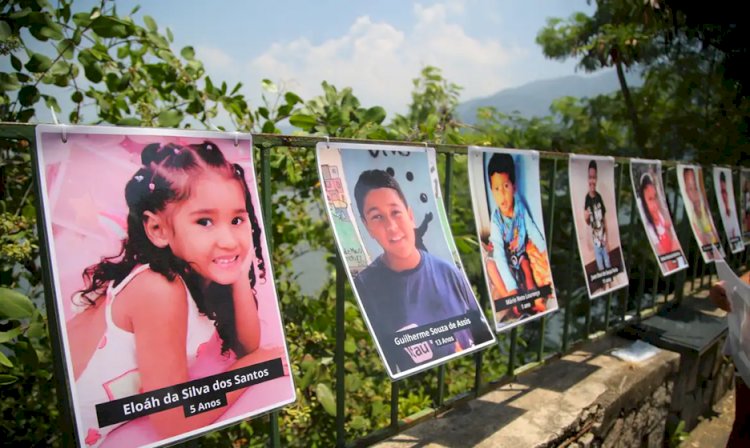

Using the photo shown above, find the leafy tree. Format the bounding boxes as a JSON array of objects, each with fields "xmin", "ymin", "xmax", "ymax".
[
  {"xmin": 390, "ymin": 66, "xmax": 464, "ymax": 144},
  {"xmin": 535, "ymin": 1, "xmax": 665, "ymax": 151}
]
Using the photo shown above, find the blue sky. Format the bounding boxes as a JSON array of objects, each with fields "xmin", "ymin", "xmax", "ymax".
[{"xmin": 57, "ymin": 1, "xmax": 594, "ymax": 117}]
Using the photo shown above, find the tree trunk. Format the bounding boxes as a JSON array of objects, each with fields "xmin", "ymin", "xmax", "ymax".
[{"xmin": 615, "ymin": 58, "xmax": 645, "ymax": 152}]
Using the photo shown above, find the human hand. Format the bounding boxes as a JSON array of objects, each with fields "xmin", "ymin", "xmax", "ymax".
[
  {"xmin": 584, "ymin": 209, "xmax": 591, "ymax": 223},
  {"xmin": 709, "ymin": 281, "xmax": 732, "ymax": 312}
]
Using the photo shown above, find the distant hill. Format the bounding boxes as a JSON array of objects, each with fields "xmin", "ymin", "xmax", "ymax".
[{"xmin": 456, "ymin": 69, "xmax": 643, "ymax": 123}]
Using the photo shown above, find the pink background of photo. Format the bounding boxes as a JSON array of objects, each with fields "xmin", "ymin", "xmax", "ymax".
[{"xmin": 37, "ymin": 128, "xmax": 293, "ymax": 447}]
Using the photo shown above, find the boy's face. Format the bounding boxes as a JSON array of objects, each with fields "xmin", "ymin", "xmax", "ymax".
[
  {"xmin": 587, "ymin": 167, "xmax": 597, "ymax": 195},
  {"xmin": 489, "ymin": 172, "xmax": 515, "ymax": 218},
  {"xmin": 362, "ymin": 187, "xmax": 417, "ymax": 266}
]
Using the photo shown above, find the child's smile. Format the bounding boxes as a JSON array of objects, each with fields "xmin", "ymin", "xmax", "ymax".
[
  {"xmin": 162, "ymin": 173, "xmax": 252, "ymax": 285},
  {"xmin": 362, "ymin": 187, "xmax": 420, "ymax": 271}
]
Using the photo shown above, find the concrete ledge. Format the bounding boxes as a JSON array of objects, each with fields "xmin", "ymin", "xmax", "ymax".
[{"xmin": 375, "ymin": 335, "xmax": 680, "ymax": 448}]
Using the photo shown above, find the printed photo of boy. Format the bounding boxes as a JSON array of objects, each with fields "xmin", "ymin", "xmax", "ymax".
[
  {"xmin": 713, "ymin": 166, "xmax": 745, "ymax": 254},
  {"xmin": 742, "ymin": 168, "xmax": 750, "ymax": 244},
  {"xmin": 569, "ymin": 155, "xmax": 629, "ymax": 299},
  {"xmin": 468, "ymin": 147, "xmax": 558, "ymax": 332},
  {"xmin": 317, "ymin": 143, "xmax": 495, "ymax": 379}
]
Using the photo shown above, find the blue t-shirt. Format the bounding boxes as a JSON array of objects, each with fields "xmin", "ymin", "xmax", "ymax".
[
  {"xmin": 490, "ymin": 194, "xmax": 546, "ymax": 292},
  {"xmin": 354, "ymin": 250, "xmax": 490, "ymax": 373}
]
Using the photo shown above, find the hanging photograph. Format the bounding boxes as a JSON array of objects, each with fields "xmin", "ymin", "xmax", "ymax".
[
  {"xmin": 713, "ymin": 166, "xmax": 745, "ymax": 253},
  {"xmin": 569, "ymin": 155, "xmax": 629, "ymax": 299},
  {"xmin": 629, "ymin": 159, "xmax": 688, "ymax": 276},
  {"xmin": 467, "ymin": 147, "xmax": 558, "ymax": 332},
  {"xmin": 316, "ymin": 142, "xmax": 495, "ymax": 380},
  {"xmin": 33, "ymin": 125, "xmax": 295, "ymax": 448},
  {"xmin": 742, "ymin": 168, "xmax": 750, "ymax": 244},
  {"xmin": 677, "ymin": 164, "xmax": 723, "ymax": 262}
]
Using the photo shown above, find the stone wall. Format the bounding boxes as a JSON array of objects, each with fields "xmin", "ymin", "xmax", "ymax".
[{"xmin": 377, "ymin": 336, "xmax": 681, "ymax": 448}]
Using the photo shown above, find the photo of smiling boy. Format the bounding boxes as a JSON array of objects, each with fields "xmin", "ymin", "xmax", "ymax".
[
  {"xmin": 569, "ymin": 155, "xmax": 629, "ymax": 299},
  {"xmin": 468, "ymin": 148, "xmax": 557, "ymax": 331},
  {"xmin": 316, "ymin": 143, "xmax": 495, "ymax": 379},
  {"xmin": 353, "ymin": 169, "xmax": 493, "ymax": 374}
]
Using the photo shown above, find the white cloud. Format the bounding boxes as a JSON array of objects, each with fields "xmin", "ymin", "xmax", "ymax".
[{"xmin": 246, "ymin": 1, "xmax": 524, "ymax": 116}]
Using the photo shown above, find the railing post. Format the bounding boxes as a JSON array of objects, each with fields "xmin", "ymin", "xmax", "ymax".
[
  {"xmin": 434, "ymin": 151, "xmax": 454, "ymax": 407},
  {"xmin": 336, "ymin": 257, "xmax": 347, "ymax": 447},
  {"xmin": 539, "ymin": 159, "xmax": 557, "ymax": 358},
  {"xmin": 259, "ymin": 145, "xmax": 281, "ymax": 448}
]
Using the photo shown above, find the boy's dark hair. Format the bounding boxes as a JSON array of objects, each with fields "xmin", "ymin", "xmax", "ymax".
[
  {"xmin": 487, "ymin": 153, "xmax": 515, "ymax": 185},
  {"xmin": 588, "ymin": 160, "xmax": 597, "ymax": 172},
  {"xmin": 354, "ymin": 169, "xmax": 408, "ymax": 219},
  {"xmin": 720, "ymin": 171, "xmax": 726, "ymax": 184}
]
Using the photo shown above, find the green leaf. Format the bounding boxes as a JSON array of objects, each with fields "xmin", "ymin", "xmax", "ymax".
[
  {"xmin": 166, "ymin": 27, "xmax": 173, "ymax": 42},
  {"xmin": 43, "ymin": 95, "xmax": 60, "ymax": 113},
  {"xmin": 25, "ymin": 52, "xmax": 53, "ymax": 73},
  {"xmin": 38, "ymin": 22, "xmax": 64, "ymax": 40},
  {"xmin": 261, "ymin": 79, "xmax": 278, "ymax": 93},
  {"xmin": 48, "ymin": 60, "xmax": 70, "ymax": 76},
  {"xmin": 71, "ymin": 91, "xmax": 83, "ymax": 103},
  {"xmin": 157, "ymin": 109, "xmax": 183, "ymax": 127},
  {"xmin": 10, "ymin": 54, "xmax": 22, "ymax": 71},
  {"xmin": 0, "ymin": 73, "xmax": 21, "ymax": 91},
  {"xmin": 261, "ymin": 120, "xmax": 276, "ymax": 134},
  {"xmin": 91, "ymin": 16, "xmax": 132, "ymax": 38},
  {"xmin": 289, "ymin": 114, "xmax": 317, "ymax": 131},
  {"xmin": 71, "ymin": 12, "xmax": 92, "ymax": 27},
  {"xmin": 0, "ymin": 288, "xmax": 34, "ymax": 319},
  {"xmin": 284, "ymin": 91, "xmax": 303, "ymax": 105},
  {"xmin": 0, "ymin": 20, "xmax": 11, "ymax": 39},
  {"xmin": 315, "ymin": 383, "xmax": 336, "ymax": 417},
  {"xmin": 363, "ymin": 106, "xmax": 386, "ymax": 124},
  {"xmin": 180, "ymin": 46, "xmax": 195, "ymax": 60},
  {"xmin": 0, "ymin": 374, "xmax": 18, "ymax": 386},
  {"xmin": 79, "ymin": 50, "xmax": 103, "ymax": 83},
  {"xmin": 143, "ymin": 15, "xmax": 157, "ymax": 32},
  {"xmin": 18, "ymin": 85, "xmax": 40, "ymax": 107},
  {"xmin": 56, "ymin": 39, "xmax": 76, "ymax": 59},
  {"xmin": 350, "ymin": 415, "xmax": 369, "ymax": 431},
  {"xmin": 344, "ymin": 338, "xmax": 357, "ymax": 354},
  {"xmin": 0, "ymin": 351, "xmax": 14, "ymax": 368},
  {"xmin": 118, "ymin": 117, "xmax": 142, "ymax": 126},
  {"xmin": 0, "ymin": 327, "xmax": 23, "ymax": 343},
  {"xmin": 27, "ymin": 321, "xmax": 44, "ymax": 339}
]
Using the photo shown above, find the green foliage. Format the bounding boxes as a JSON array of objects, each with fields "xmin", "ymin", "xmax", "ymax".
[{"xmin": 390, "ymin": 66, "xmax": 464, "ymax": 144}]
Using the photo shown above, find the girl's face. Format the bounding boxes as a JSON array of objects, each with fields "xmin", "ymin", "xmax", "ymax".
[
  {"xmin": 162, "ymin": 173, "xmax": 252, "ymax": 285},
  {"xmin": 643, "ymin": 183, "xmax": 661, "ymax": 221}
]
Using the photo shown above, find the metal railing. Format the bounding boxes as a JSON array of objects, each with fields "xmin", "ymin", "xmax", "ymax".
[{"xmin": 1, "ymin": 123, "xmax": 747, "ymax": 447}]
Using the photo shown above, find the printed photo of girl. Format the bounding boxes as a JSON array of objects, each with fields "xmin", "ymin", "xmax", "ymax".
[
  {"xmin": 34, "ymin": 126, "xmax": 294, "ymax": 448},
  {"xmin": 629, "ymin": 159, "xmax": 688, "ymax": 276},
  {"xmin": 677, "ymin": 164, "xmax": 724, "ymax": 263}
]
